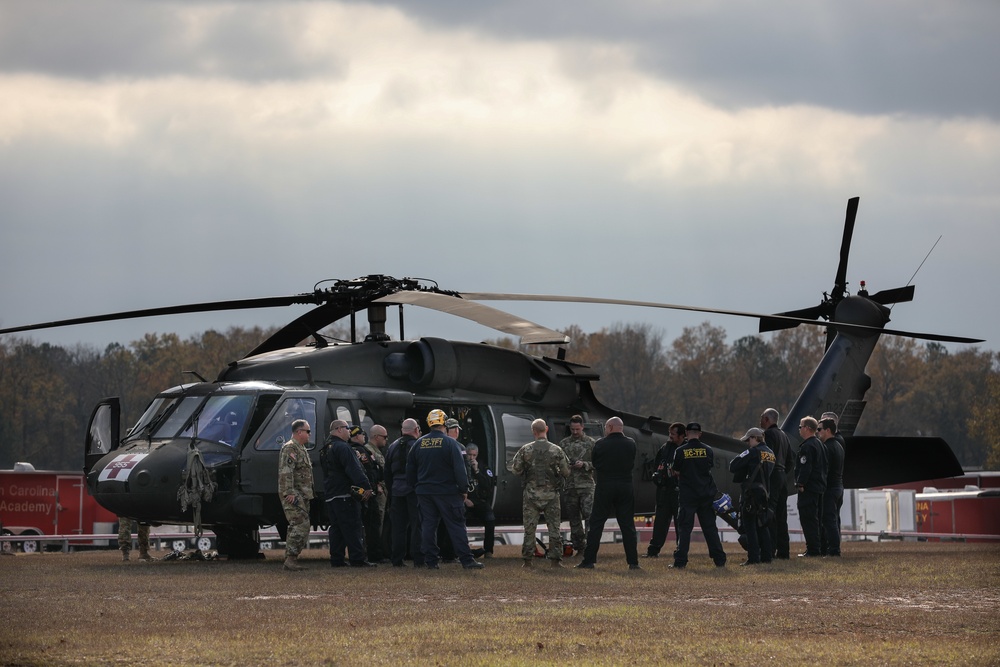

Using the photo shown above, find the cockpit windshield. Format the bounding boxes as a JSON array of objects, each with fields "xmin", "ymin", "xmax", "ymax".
[
  {"xmin": 125, "ymin": 393, "xmax": 254, "ymax": 447},
  {"xmin": 180, "ymin": 395, "xmax": 253, "ymax": 446},
  {"xmin": 124, "ymin": 396, "xmax": 182, "ymax": 443}
]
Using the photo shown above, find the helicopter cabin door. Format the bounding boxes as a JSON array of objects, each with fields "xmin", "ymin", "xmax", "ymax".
[
  {"xmin": 238, "ymin": 390, "xmax": 326, "ymax": 497},
  {"xmin": 84, "ymin": 398, "xmax": 120, "ymax": 477}
]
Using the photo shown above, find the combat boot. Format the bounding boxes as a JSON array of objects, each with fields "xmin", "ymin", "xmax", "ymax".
[
  {"xmin": 120, "ymin": 549, "xmax": 130, "ymax": 562},
  {"xmin": 551, "ymin": 559, "xmax": 564, "ymax": 569},
  {"xmin": 283, "ymin": 555, "xmax": 305, "ymax": 571},
  {"xmin": 138, "ymin": 550, "xmax": 154, "ymax": 562},
  {"xmin": 522, "ymin": 559, "xmax": 532, "ymax": 568}
]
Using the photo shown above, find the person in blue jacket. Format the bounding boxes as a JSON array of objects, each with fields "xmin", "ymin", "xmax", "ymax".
[{"xmin": 406, "ymin": 409, "xmax": 484, "ymax": 570}]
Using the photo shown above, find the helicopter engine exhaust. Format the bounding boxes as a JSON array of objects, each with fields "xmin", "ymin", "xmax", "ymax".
[{"xmin": 384, "ymin": 337, "xmax": 563, "ymax": 403}]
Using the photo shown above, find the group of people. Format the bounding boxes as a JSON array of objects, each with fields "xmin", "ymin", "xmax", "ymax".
[
  {"xmin": 795, "ymin": 412, "xmax": 846, "ymax": 558},
  {"xmin": 508, "ymin": 414, "xmax": 641, "ymax": 570},
  {"xmin": 276, "ymin": 406, "xmax": 846, "ymax": 572},
  {"xmin": 641, "ymin": 408, "xmax": 845, "ymax": 568},
  {"xmin": 277, "ymin": 409, "xmax": 494, "ymax": 571}
]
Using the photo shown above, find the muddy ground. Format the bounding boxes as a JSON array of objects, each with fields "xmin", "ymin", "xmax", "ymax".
[{"xmin": 1, "ymin": 541, "xmax": 997, "ymax": 665}]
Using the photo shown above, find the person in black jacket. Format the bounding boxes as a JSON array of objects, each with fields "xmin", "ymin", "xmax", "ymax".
[
  {"xmin": 349, "ymin": 425, "xmax": 387, "ymax": 563},
  {"xmin": 576, "ymin": 416, "xmax": 640, "ymax": 570},
  {"xmin": 795, "ymin": 417, "xmax": 828, "ymax": 558},
  {"xmin": 818, "ymin": 414, "xmax": 845, "ymax": 557},
  {"xmin": 643, "ymin": 422, "xmax": 684, "ymax": 558},
  {"xmin": 729, "ymin": 427, "xmax": 776, "ymax": 565},
  {"xmin": 384, "ymin": 418, "xmax": 423, "ymax": 567},
  {"xmin": 464, "ymin": 443, "xmax": 497, "ymax": 557},
  {"xmin": 670, "ymin": 422, "xmax": 726, "ymax": 569},
  {"xmin": 321, "ymin": 420, "xmax": 375, "ymax": 568},
  {"xmin": 760, "ymin": 408, "xmax": 794, "ymax": 559}
]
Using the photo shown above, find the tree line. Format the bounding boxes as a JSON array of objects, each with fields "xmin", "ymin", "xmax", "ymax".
[{"xmin": 1, "ymin": 323, "xmax": 997, "ymax": 471}]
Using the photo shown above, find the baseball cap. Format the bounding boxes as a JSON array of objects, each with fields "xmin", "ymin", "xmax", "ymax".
[
  {"xmin": 348, "ymin": 425, "xmax": 366, "ymax": 439},
  {"xmin": 444, "ymin": 418, "xmax": 461, "ymax": 430},
  {"xmin": 741, "ymin": 427, "xmax": 765, "ymax": 442},
  {"xmin": 685, "ymin": 422, "xmax": 702, "ymax": 433}
]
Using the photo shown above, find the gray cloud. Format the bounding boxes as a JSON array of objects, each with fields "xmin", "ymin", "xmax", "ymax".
[
  {"xmin": 0, "ymin": 0, "xmax": 345, "ymax": 81},
  {"xmin": 347, "ymin": 0, "xmax": 1000, "ymax": 119},
  {"xmin": 5, "ymin": 1, "xmax": 995, "ymax": 116}
]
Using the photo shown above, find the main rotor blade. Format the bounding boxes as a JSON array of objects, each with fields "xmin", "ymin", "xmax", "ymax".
[
  {"xmin": 374, "ymin": 292, "xmax": 569, "ymax": 345},
  {"xmin": 0, "ymin": 294, "xmax": 317, "ymax": 336},
  {"xmin": 461, "ymin": 292, "xmax": 982, "ymax": 344},
  {"xmin": 834, "ymin": 197, "xmax": 859, "ymax": 299}
]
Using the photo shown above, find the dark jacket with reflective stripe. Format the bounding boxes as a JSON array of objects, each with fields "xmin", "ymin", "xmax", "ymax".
[
  {"xmin": 730, "ymin": 443, "xmax": 776, "ymax": 500},
  {"xmin": 320, "ymin": 437, "xmax": 370, "ymax": 499},
  {"xmin": 671, "ymin": 437, "xmax": 719, "ymax": 504},
  {"xmin": 406, "ymin": 430, "xmax": 470, "ymax": 495}
]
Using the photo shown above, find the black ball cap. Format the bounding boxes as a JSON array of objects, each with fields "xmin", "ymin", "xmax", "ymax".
[{"xmin": 685, "ymin": 422, "xmax": 702, "ymax": 433}]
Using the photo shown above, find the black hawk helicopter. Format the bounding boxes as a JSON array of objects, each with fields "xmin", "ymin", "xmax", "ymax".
[{"xmin": 0, "ymin": 198, "xmax": 981, "ymax": 558}]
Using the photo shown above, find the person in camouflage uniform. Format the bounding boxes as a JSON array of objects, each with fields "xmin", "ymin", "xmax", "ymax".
[
  {"xmin": 117, "ymin": 518, "xmax": 151, "ymax": 562},
  {"xmin": 558, "ymin": 414, "xmax": 595, "ymax": 554},
  {"xmin": 278, "ymin": 419, "xmax": 315, "ymax": 571},
  {"xmin": 510, "ymin": 418, "xmax": 571, "ymax": 567}
]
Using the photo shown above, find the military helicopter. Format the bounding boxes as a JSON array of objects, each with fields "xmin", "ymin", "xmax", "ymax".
[{"xmin": 0, "ymin": 198, "xmax": 981, "ymax": 558}]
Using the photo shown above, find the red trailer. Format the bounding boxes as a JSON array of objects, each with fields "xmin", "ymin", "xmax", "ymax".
[
  {"xmin": 0, "ymin": 463, "xmax": 118, "ymax": 552},
  {"xmin": 881, "ymin": 471, "xmax": 1000, "ymax": 492},
  {"xmin": 914, "ymin": 488, "xmax": 1000, "ymax": 542}
]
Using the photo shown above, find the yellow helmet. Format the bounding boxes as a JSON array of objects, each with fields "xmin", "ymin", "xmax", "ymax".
[{"xmin": 426, "ymin": 409, "xmax": 448, "ymax": 427}]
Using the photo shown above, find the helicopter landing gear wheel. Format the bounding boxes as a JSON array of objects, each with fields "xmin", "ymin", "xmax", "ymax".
[
  {"xmin": 171, "ymin": 539, "xmax": 187, "ymax": 552},
  {"xmin": 196, "ymin": 536, "xmax": 214, "ymax": 552}
]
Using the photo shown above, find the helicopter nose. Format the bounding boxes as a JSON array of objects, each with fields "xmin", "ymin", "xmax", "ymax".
[
  {"xmin": 133, "ymin": 469, "xmax": 153, "ymax": 488},
  {"xmin": 90, "ymin": 445, "xmax": 189, "ymax": 520}
]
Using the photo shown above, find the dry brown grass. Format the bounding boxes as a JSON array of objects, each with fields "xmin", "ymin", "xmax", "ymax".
[{"xmin": 1, "ymin": 541, "xmax": 998, "ymax": 666}]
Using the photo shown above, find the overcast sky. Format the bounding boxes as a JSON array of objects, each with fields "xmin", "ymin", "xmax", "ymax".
[{"xmin": 1, "ymin": 0, "xmax": 996, "ymax": 355}]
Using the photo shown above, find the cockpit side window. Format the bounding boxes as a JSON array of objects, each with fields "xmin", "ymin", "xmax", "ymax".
[
  {"xmin": 88, "ymin": 404, "xmax": 114, "ymax": 455},
  {"xmin": 335, "ymin": 405, "xmax": 352, "ymax": 424},
  {"xmin": 245, "ymin": 394, "xmax": 280, "ymax": 446},
  {"xmin": 255, "ymin": 397, "xmax": 319, "ymax": 451},
  {"xmin": 322, "ymin": 402, "xmax": 354, "ymax": 437}
]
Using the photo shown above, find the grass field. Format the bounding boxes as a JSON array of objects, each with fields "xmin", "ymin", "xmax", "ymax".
[{"xmin": 1, "ymin": 541, "xmax": 997, "ymax": 666}]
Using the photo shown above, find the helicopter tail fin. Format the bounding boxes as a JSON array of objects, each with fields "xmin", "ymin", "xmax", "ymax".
[{"xmin": 842, "ymin": 436, "xmax": 963, "ymax": 489}]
